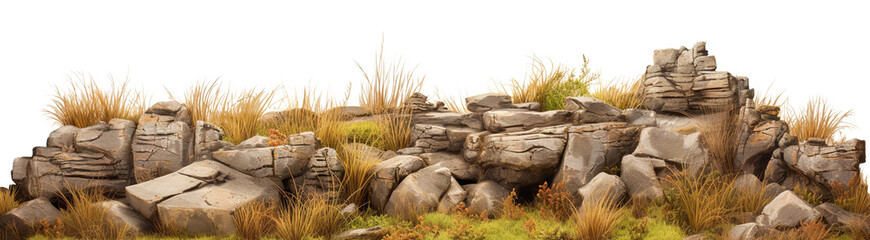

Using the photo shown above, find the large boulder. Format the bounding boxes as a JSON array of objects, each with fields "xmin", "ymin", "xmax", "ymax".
[
  {"xmin": 757, "ymin": 190, "xmax": 820, "ymax": 229},
  {"xmin": 577, "ymin": 173, "xmax": 627, "ymax": 204},
  {"xmin": 553, "ymin": 122, "xmax": 640, "ymax": 195},
  {"xmin": 133, "ymin": 101, "xmax": 195, "ymax": 182},
  {"xmin": 125, "ymin": 160, "xmax": 280, "ymax": 235},
  {"xmin": 13, "ymin": 119, "xmax": 135, "ymax": 199},
  {"xmin": 0, "ymin": 198, "xmax": 61, "ymax": 238},
  {"xmin": 780, "ymin": 139, "xmax": 865, "ymax": 189},
  {"xmin": 479, "ymin": 125, "xmax": 568, "ymax": 188},
  {"xmin": 369, "ymin": 155, "xmax": 425, "ymax": 212},
  {"xmin": 620, "ymin": 155, "xmax": 664, "ymax": 200},
  {"xmin": 302, "ymin": 148, "xmax": 344, "ymax": 201},
  {"xmin": 734, "ymin": 106, "xmax": 789, "ymax": 176},
  {"xmin": 420, "ymin": 152, "xmax": 482, "ymax": 181},
  {"xmin": 97, "ymin": 200, "xmax": 154, "ymax": 234},
  {"xmin": 465, "ymin": 93, "xmax": 541, "ymax": 112},
  {"xmin": 383, "ymin": 165, "xmax": 462, "ymax": 217},
  {"xmin": 482, "ymin": 110, "xmax": 572, "ymax": 133},
  {"xmin": 632, "ymin": 127, "xmax": 708, "ymax": 175},
  {"xmin": 463, "ymin": 181, "xmax": 510, "ymax": 218},
  {"xmin": 211, "ymin": 132, "xmax": 317, "ymax": 180},
  {"xmin": 640, "ymin": 42, "xmax": 751, "ymax": 113}
]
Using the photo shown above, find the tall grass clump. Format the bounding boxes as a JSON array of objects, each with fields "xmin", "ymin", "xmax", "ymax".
[
  {"xmin": 273, "ymin": 196, "xmax": 348, "ymax": 240},
  {"xmin": 499, "ymin": 56, "xmax": 598, "ymax": 111},
  {"xmin": 233, "ymin": 200, "xmax": 277, "ymax": 240},
  {"xmin": 663, "ymin": 170, "xmax": 734, "ymax": 233},
  {"xmin": 435, "ymin": 89, "xmax": 468, "ymax": 113},
  {"xmin": 753, "ymin": 83, "xmax": 788, "ymax": 109},
  {"xmin": 572, "ymin": 196, "xmax": 623, "ymax": 240},
  {"xmin": 376, "ymin": 108, "xmax": 415, "ymax": 152},
  {"xmin": 0, "ymin": 188, "xmax": 18, "ymax": 216},
  {"xmin": 214, "ymin": 87, "xmax": 278, "ymax": 144},
  {"xmin": 55, "ymin": 187, "xmax": 132, "ymax": 239},
  {"xmin": 167, "ymin": 78, "xmax": 225, "ymax": 125},
  {"xmin": 695, "ymin": 107, "xmax": 740, "ymax": 175},
  {"xmin": 338, "ymin": 143, "xmax": 380, "ymax": 206},
  {"xmin": 832, "ymin": 174, "xmax": 870, "ymax": 216},
  {"xmin": 47, "ymin": 73, "xmax": 146, "ymax": 128},
  {"xmin": 589, "ymin": 76, "xmax": 644, "ymax": 110},
  {"xmin": 785, "ymin": 96, "xmax": 853, "ymax": 143},
  {"xmin": 357, "ymin": 42, "xmax": 425, "ymax": 115}
]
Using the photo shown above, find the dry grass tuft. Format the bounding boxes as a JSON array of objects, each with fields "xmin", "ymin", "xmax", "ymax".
[
  {"xmin": 572, "ymin": 195, "xmax": 623, "ymax": 240},
  {"xmin": 663, "ymin": 170, "xmax": 734, "ymax": 234},
  {"xmin": 273, "ymin": 196, "xmax": 348, "ymax": 240},
  {"xmin": 590, "ymin": 76, "xmax": 644, "ymax": 110},
  {"xmin": 499, "ymin": 56, "xmax": 598, "ymax": 111},
  {"xmin": 695, "ymin": 107, "xmax": 741, "ymax": 175},
  {"xmin": 753, "ymin": 83, "xmax": 788, "ymax": 109},
  {"xmin": 759, "ymin": 219, "xmax": 831, "ymax": 240},
  {"xmin": 337, "ymin": 143, "xmax": 380, "ymax": 207},
  {"xmin": 233, "ymin": 200, "xmax": 277, "ymax": 240},
  {"xmin": 498, "ymin": 189, "xmax": 525, "ymax": 219},
  {"xmin": 0, "ymin": 188, "xmax": 19, "ymax": 216},
  {"xmin": 784, "ymin": 96, "xmax": 853, "ymax": 143},
  {"xmin": 357, "ymin": 42, "xmax": 425, "ymax": 115},
  {"xmin": 435, "ymin": 89, "xmax": 469, "ymax": 113},
  {"xmin": 535, "ymin": 182, "xmax": 574, "ymax": 221},
  {"xmin": 375, "ymin": 108, "xmax": 415, "ymax": 152},
  {"xmin": 832, "ymin": 173, "xmax": 870, "ymax": 216},
  {"xmin": 214, "ymin": 87, "xmax": 278, "ymax": 144},
  {"xmin": 167, "ymin": 78, "xmax": 224, "ymax": 125},
  {"xmin": 47, "ymin": 73, "xmax": 146, "ymax": 128},
  {"xmin": 55, "ymin": 187, "xmax": 132, "ymax": 239}
]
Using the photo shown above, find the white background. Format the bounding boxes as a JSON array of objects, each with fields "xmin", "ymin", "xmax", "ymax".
[{"xmin": 1, "ymin": 1, "xmax": 868, "ymax": 187}]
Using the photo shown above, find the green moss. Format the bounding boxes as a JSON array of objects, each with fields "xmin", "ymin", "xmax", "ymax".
[
  {"xmin": 345, "ymin": 121, "xmax": 383, "ymax": 147},
  {"xmin": 346, "ymin": 211, "xmax": 400, "ymax": 230}
]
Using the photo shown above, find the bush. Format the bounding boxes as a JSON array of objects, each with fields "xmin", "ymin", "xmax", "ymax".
[
  {"xmin": 499, "ymin": 56, "xmax": 597, "ymax": 111},
  {"xmin": 47, "ymin": 73, "xmax": 146, "ymax": 128},
  {"xmin": 785, "ymin": 96, "xmax": 853, "ymax": 143},
  {"xmin": 233, "ymin": 200, "xmax": 277, "ymax": 240},
  {"xmin": 274, "ymin": 196, "xmax": 348, "ymax": 240},
  {"xmin": 832, "ymin": 173, "xmax": 870, "ymax": 216}
]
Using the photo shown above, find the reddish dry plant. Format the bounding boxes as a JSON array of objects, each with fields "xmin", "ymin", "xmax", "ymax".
[
  {"xmin": 499, "ymin": 189, "xmax": 525, "ymax": 219},
  {"xmin": 452, "ymin": 202, "xmax": 488, "ymax": 221},
  {"xmin": 535, "ymin": 182, "xmax": 574, "ymax": 221},
  {"xmin": 267, "ymin": 129, "xmax": 288, "ymax": 146},
  {"xmin": 382, "ymin": 217, "xmax": 440, "ymax": 240},
  {"xmin": 523, "ymin": 219, "xmax": 537, "ymax": 238},
  {"xmin": 831, "ymin": 174, "xmax": 870, "ymax": 215}
]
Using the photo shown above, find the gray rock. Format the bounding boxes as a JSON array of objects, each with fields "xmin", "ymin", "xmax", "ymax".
[
  {"xmin": 370, "ymin": 155, "xmax": 425, "ymax": 212},
  {"xmin": 396, "ymin": 147, "xmax": 425, "ymax": 156},
  {"xmin": 302, "ymin": 148, "xmax": 344, "ymax": 201},
  {"xmin": 384, "ymin": 165, "xmax": 456, "ymax": 217},
  {"xmin": 683, "ymin": 235, "xmax": 705, "ymax": 240},
  {"xmin": 763, "ymin": 182, "xmax": 786, "ymax": 200},
  {"xmin": 404, "ymin": 92, "xmax": 444, "ymax": 113},
  {"xmin": 194, "ymin": 121, "xmax": 233, "ymax": 161},
  {"xmin": 479, "ymin": 125, "xmax": 568, "ymax": 188},
  {"xmin": 0, "ymin": 198, "xmax": 61, "ymax": 238},
  {"xmin": 133, "ymin": 101, "xmax": 194, "ymax": 182},
  {"xmin": 633, "ymin": 127, "xmax": 708, "ymax": 175},
  {"xmin": 211, "ymin": 132, "xmax": 316, "ymax": 180},
  {"xmin": 728, "ymin": 222, "xmax": 759, "ymax": 240},
  {"xmin": 733, "ymin": 173, "xmax": 763, "ymax": 194},
  {"xmin": 333, "ymin": 226, "xmax": 387, "ymax": 240},
  {"xmin": 815, "ymin": 203, "xmax": 870, "ymax": 231},
  {"xmin": 411, "ymin": 124, "xmax": 480, "ymax": 153},
  {"xmin": 554, "ymin": 122, "xmax": 640, "ymax": 195},
  {"xmin": 464, "ymin": 181, "xmax": 510, "ymax": 218},
  {"xmin": 564, "ymin": 97, "xmax": 624, "ymax": 124},
  {"xmin": 620, "ymin": 155, "xmax": 664, "ymax": 200},
  {"xmin": 437, "ymin": 178, "xmax": 467, "ymax": 214},
  {"xmin": 735, "ymin": 109, "xmax": 788, "ymax": 176},
  {"xmin": 482, "ymin": 110, "xmax": 571, "ymax": 133},
  {"xmin": 622, "ymin": 109, "xmax": 657, "ymax": 127},
  {"xmin": 97, "ymin": 200, "xmax": 154, "ymax": 234},
  {"xmin": 420, "ymin": 152, "xmax": 482, "ymax": 181},
  {"xmin": 757, "ymin": 190, "xmax": 820, "ymax": 228},
  {"xmin": 780, "ymin": 139, "xmax": 865, "ymax": 189},
  {"xmin": 465, "ymin": 93, "xmax": 540, "ymax": 112},
  {"xmin": 578, "ymin": 173, "xmax": 626, "ymax": 204},
  {"xmin": 462, "ymin": 131, "xmax": 491, "ymax": 163},
  {"xmin": 46, "ymin": 125, "xmax": 79, "ymax": 151},
  {"xmin": 125, "ymin": 160, "xmax": 280, "ymax": 235},
  {"xmin": 412, "ymin": 112, "xmax": 484, "ymax": 130},
  {"xmin": 234, "ymin": 135, "xmax": 271, "ymax": 149}
]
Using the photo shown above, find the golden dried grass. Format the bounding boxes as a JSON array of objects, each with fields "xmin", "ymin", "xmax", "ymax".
[
  {"xmin": 663, "ymin": 170, "xmax": 734, "ymax": 233},
  {"xmin": 0, "ymin": 188, "xmax": 18, "ymax": 216},
  {"xmin": 55, "ymin": 187, "xmax": 132, "ymax": 239},
  {"xmin": 498, "ymin": 56, "xmax": 598, "ymax": 111},
  {"xmin": 233, "ymin": 200, "xmax": 277, "ymax": 240},
  {"xmin": 47, "ymin": 73, "xmax": 146, "ymax": 128},
  {"xmin": 357, "ymin": 42, "xmax": 425, "ymax": 115},
  {"xmin": 273, "ymin": 196, "xmax": 348, "ymax": 240},
  {"xmin": 572, "ymin": 194, "xmax": 623, "ymax": 240},
  {"xmin": 784, "ymin": 96, "xmax": 853, "ymax": 143},
  {"xmin": 590, "ymin": 76, "xmax": 644, "ymax": 110}
]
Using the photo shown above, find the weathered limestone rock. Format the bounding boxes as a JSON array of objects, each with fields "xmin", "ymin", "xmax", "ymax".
[
  {"xmin": 564, "ymin": 97, "xmax": 624, "ymax": 124},
  {"xmin": 212, "ymin": 132, "xmax": 316, "ymax": 180},
  {"xmin": 463, "ymin": 181, "xmax": 510, "ymax": 218},
  {"xmin": 194, "ymin": 121, "xmax": 233, "ymax": 161},
  {"xmin": 757, "ymin": 190, "xmax": 820, "ymax": 228},
  {"xmin": 0, "ymin": 198, "xmax": 61, "ymax": 238},
  {"xmin": 125, "ymin": 160, "xmax": 280, "ymax": 235},
  {"xmin": 97, "ymin": 200, "xmax": 154, "ymax": 234},
  {"xmin": 641, "ymin": 42, "xmax": 750, "ymax": 113},
  {"xmin": 465, "ymin": 93, "xmax": 541, "ymax": 112},
  {"xmin": 463, "ymin": 131, "xmax": 491, "ymax": 163},
  {"xmin": 554, "ymin": 122, "xmax": 640, "ymax": 195},
  {"xmin": 412, "ymin": 112, "xmax": 484, "ymax": 130},
  {"xmin": 479, "ymin": 125, "xmax": 568, "ymax": 188},
  {"xmin": 780, "ymin": 139, "xmax": 865, "ymax": 189},
  {"xmin": 482, "ymin": 110, "xmax": 571, "ymax": 133},
  {"xmin": 728, "ymin": 223, "xmax": 760, "ymax": 240},
  {"xmin": 735, "ymin": 105, "xmax": 789, "ymax": 176},
  {"xmin": 384, "ymin": 165, "xmax": 458, "ymax": 217},
  {"xmin": 577, "ymin": 173, "xmax": 626, "ymax": 204},
  {"xmin": 621, "ymin": 155, "xmax": 664, "ymax": 200},
  {"xmin": 334, "ymin": 226, "xmax": 388, "ymax": 240},
  {"xmin": 344, "ymin": 142, "xmax": 396, "ymax": 161},
  {"xmin": 133, "ymin": 101, "xmax": 194, "ymax": 182},
  {"xmin": 234, "ymin": 135, "xmax": 270, "ymax": 149},
  {"xmin": 370, "ymin": 155, "xmax": 425, "ymax": 212},
  {"xmin": 633, "ymin": 127, "xmax": 708, "ymax": 175},
  {"xmin": 411, "ymin": 124, "xmax": 480, "ymax": 153},
  {"xmin": 420, "ymin": 152, "xmax": 482, "ymax": 181},
  {"xmin": 13, "ymin": 119, "xmax": 135, "ymax": 199},
  {"xmin": 303, "ymin": 148, "xmax": 344, "ymax": 201},
  {"xmin": 815, "ymin": 203, "xmax": 870, "ymax": 231},
  {"xmin": 622, "ymin": 109, "xmax": 657, "ymax": 127}
]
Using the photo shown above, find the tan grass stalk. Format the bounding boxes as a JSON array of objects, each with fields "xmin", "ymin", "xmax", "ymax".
[
  {"xmin": 167, "ymin": 78, "xmax": 224, "ymax": 125},
  {"xmin": 572, "ymin": 194, "xmax": 623, "ymax": 240},
  {"xmin": 589, "ymin": 76, "xmax": 644, "ymax": 110},
  {"xmin": 55, "ymin": 186, "xmax": 132, "ymax": 239},
  {"xmin": 47, "ymin": 73, "xmax": 146, "ymax": 128},
  {"xmin": 832, "ymin": 173, "xmax": 870, "ymax": 216},
  {"xmin": 273, "ymin": 196, "xmax": 348, "ymax": 240},
  {"xmin": 214, "ymin": 87, "xmax": 278, "ymax": 144},
  {"xmin": 0, "ymin": 188, "xmax": 18, "ymax": 216},
  {"xmin": 376, "ymin": 107, "xmax": 415, "ymax": 152},
  {"xmin": 357, "ymin": 41, "xmax": 425, "ymax": 115},
  {"xmin": 753, "ymin": 83, "xmax": 788, "ymax": 109},
  {"xmin": 695, "ymin": 107, "xmax": 740, "ymax": 175},
  {"xmin": 498, "ymin": 56, "xmax": 598, "ymax": 111},
  {"xmin": 233, "ymin": 200, "xmax": 277, "ymax": 240},
  {"xmin": 663, "ymin": 169, "xmax": 735, "ymax": 233},
  {"xmin": 434, "ymin": 89, "xmax": 469, "ymax": 113},
  {"xmin": 784, "ymin": 96, "xmax": 853, "ymax": 143},
  {"xmin": 337, "ymin": 143, "xmax": 380, "ymax": 207}
]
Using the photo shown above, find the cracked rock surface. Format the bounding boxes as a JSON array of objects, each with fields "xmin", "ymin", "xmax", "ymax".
[
  {"xmin": 479, "ymin": 125, "xmax": 568, "ymax": 188},
  {"xmin": 133, "ymin": 101, "xmax": 194, "ymax": 182},
  {"xmin": 553, "ymin": 122, "xmax": 640, "ymax": 195}
]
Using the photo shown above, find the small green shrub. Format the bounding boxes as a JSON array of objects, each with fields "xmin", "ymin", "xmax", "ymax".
[
  {"xmin": 345, "ymin": 121, "xmax": 384, "ymax": 147},
  {"xmin": 499, "ymin": 56, "xmax": 598, "ymax": 111}
]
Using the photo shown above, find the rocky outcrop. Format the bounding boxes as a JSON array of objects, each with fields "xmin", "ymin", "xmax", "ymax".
[
  {"xmin": 384, "ymin": 165, "xmax": 464, "ymax": 217},
  {"xmin": 554, "ymin": 122, "xmax": 639, "ymax": 195},
  {"xmin": 815, "ymin": 203, "xmax": 870, "ymax": 232},
  {"xmin": 411, "ymin": 124, "xmax": 480, "ymax": 153},
  {"xmin": 463, "ymin": 181, "xmax": 510, "ymax": 218},
  {"xmin": 735, "ymin": 105, "xmax": 790, "ymax": 176},
  {"xmin": 133, "ymin": 101, "xmax": 195, "ymax": 182},
  {"xmin": 577, "ymin": 173, "xmax": 626, "ymax": 204},
  {"xmin": 302, "ymin": 148, "xmax": 344, "ymax": 201},
  {"xmin": 479, "ymin": 125, "xmax": 568, "ymax": 188},
  {"xmin": 632, "ymin": 127, "xmax": 708, "ymax": 175},
  {"xmin": 194, "ymin": 121, "xmax": 233, "ymax": 161},
  {"xmin": 779, "ymin": 138, "xmax": 865, "ymax": 189},
  {"xmin": 620, "ymin": 155, "xmax": 664, "ymax": 200},
  {"xmin": 466, "ymin": 93, "xmax": 541, "ymax": 112},
  {"xmin": 403, "ymin": 92, "xmax": 446, "ymax": 113},
  {"xmin": 211, "ymin": 132, "xmax": 317, "ymax": 180},
  {"xmin": 462, "ymin": 131, "xmax": 491, "ymax": 163},
  {"xmin": 482, "ymin": 110, "xmax": 571, "ymax": 133},
  {"xmin": 420, "ymin": 152, "xmax": 482, "ymax": 181},
  {"xmin": 125, "ymin": 160, "xmax": 280, "ymax": 235},
  {"xmin": 641, "ymin": 42, "xmax": 752, "ymax": 113},
  {"xmin": 412, "ymin": 111, "xmax": 484, "ymax": 130},
  {"xmin": 0, "ymin": 197, "xmax": 61, "ymax": 238},
  {"xmin": 13, "ymin": 119, "xmax": 135, "ymax": 199},
  {"xmin": 757, "ymin": 190, "xmax": 820, "ymax": 229},
  {"xmin": 370, "ymin": 155, "xmax": 425, "ymax": 212}
]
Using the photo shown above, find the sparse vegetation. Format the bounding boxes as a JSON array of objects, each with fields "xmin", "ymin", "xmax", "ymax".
[
  {"xmin": 535, "ymin": 182, "xmax": 574, "ymax": 221},
  {"xmin": 590, "ymin": 76, "xmax": 644, "ymax": 110},
  {"xmin": 572, "ymin": 195, "xmax": 624, "ymax": 240},
  {"xmin": 499, "ymin": 56, "xmax": 598, "ymax": 111},
  {"xmin": 663, "ymin": 170, "xmax": 734, "ymax": 234},
  {"xmin": 47, "ymin": 73, "xmax": 147, "ymax": 128},
  {"xmin": 357, "ymin": 42, "xmax": 425, "ymax": 114},
  {"xmin": 784, "ymin": 96, "xmax": 853, "ymax": 143},
  {"xmin": 695, "ymin": 107, "xmax": 741, "ymax": 175},
  {"xmin": 273, "ymin": 196, "xmax": 349, "ymax": 240},
  {"xmin": 53, "ymin": 187, "xmax": 133, "ymax": 239},
  {"xmin": 832, "ymin": 173, "xmax": 870, "ymax": 216},
  {"xmin": 233, "ymin": 201, "xmax": 276, "ymax": 240},
  {"xmin": 0, "ymin": 188, "xmax": 19, "ymax": 216}
]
